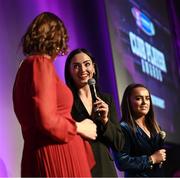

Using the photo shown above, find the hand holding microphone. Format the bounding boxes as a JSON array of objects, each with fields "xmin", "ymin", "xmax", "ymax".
[
  {"xmin": 150, "ymin": 149, "xmax": 166, "ymax": 164},
  {"xmin": 150, "ymin": 131, "xmax": 166, "ymax": 168}
]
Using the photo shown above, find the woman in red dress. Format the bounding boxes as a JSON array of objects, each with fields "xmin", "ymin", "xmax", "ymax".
[{"xmin": 13, "ymin": 12, "xmax": 96, "ymax": 177}]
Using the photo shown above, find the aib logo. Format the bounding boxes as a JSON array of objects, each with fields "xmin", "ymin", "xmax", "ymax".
[{"xmin": 131, "ymin": 7, "xmax": 155, "ymax": 36}]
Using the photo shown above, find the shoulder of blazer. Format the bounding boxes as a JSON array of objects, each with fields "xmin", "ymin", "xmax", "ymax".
[
  {"xmin": 120, "ymin": 122, "xmax": 132, "ymax": 134},
  {"xmin": 120, "ymin": 121, "xmax": 136, "ymax": 140}
]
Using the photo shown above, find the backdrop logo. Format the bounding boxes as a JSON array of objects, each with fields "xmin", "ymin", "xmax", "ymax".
[{"xmin": 131, "ymin": 7, "xmax": 155, "ymax": 36}]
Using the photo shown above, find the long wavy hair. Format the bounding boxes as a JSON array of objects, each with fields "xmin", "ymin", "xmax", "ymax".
[
  {"xmin": 64, "ymin": 48, "xmax": 99, "ymax": 93},
  {"xmin": 22, "ymin": 12, "xmax": 68, "ymax": 57},
  {"xmin": 121, "ymin": 83, "xmax": 161, "ymax": 136}
]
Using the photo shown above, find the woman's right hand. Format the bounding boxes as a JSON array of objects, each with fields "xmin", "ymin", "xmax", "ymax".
[
  {"xmin": 150, "ymin": 149, "xmax": 166, "ymax": 164},
  {"xmin": 76, "ymin": 119, "xmax": 97, "ymax": 140}
]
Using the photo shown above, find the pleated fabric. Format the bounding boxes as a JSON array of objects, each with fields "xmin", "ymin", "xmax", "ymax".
[
  {"xmin": 13, "ymin": 55, "xmax": 95, "ymax": 177},
  {"xmin": 34, "ymin": 136, "xmax": 93, "ymax": 177}
]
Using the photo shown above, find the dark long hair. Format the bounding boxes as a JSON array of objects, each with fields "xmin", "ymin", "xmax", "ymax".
[
  {"xmin": 121, "ymin": 83, "xmax": 161, "ymax": 135},
  {"xmin": 22, "ymin": 12, "xmax": 68, "ymax": 57},
  {"xmin": 64, "ymin": 48, "xmax": 99, "ymax": 92}
]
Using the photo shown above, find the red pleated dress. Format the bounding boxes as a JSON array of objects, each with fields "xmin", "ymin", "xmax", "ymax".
[{"xmin": 13, "ymin": 55, "xmax": 95, "ymax": 177}]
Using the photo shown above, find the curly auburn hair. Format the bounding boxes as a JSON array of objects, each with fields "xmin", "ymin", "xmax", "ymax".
[{"xmin": 22, "ymin": 12, "xmax": 68, "ymax": 57}]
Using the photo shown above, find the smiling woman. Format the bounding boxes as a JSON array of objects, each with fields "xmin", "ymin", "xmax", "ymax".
[
  {"xmin": 64, "ymin": 48, "xmax": 125, "ymax": 177},
  {"xmin": 69, "ymin": 52, "xmax": 95, "ymax": 90}
]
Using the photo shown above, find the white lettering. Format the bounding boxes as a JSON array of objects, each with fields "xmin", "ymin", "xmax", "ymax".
[
  {"xmin": 151, "ymin": 94, "xmax": 165, "ymax": 109},
  {"xmin": 129, "ymin": 32, "xmax": 167, "ymax": 80}
]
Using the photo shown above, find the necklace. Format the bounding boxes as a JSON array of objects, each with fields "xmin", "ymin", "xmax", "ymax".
[{"xmin": 136, "ymin": 121, "xmax": 151, "ymax": 138}]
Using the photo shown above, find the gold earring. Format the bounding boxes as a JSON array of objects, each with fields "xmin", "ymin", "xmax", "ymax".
[{"xmin": 56, "ymin": 47, "xmax": 60, "ymax": 52}]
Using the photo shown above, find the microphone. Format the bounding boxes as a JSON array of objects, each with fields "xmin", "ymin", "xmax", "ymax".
[
  {"xmin": 159, "ymin": 131, "xmax": 166, "ymax": 144},
  {"xmin": 88, "ymin": 78, "xmax": 98, "ymax": 102},
  {"xmin": 159, "ymin": 131, "xmax": 166, "ymax": 168},
  {"xmin": 88, "ymin": 78, "xmax": 101, "ymax": 120}
]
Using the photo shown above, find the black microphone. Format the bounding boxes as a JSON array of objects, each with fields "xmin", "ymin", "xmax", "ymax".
[
  {"xmin": 159, "ymin": 131, "xmax": 166, "ymax": 168},
  {"xmin": 88, "ymin": 78, "xmax": 101, "ymax": 120},
  {"xmin": 88, "ymin": 78, "xmax": 98, "ymax": 102}
]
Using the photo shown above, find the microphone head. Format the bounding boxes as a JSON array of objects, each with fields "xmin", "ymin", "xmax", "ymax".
[
  {"xmin": 159, "ymin": 131, "xmax": 166, "ymax": 139},
  {"xmin": 88, "ymin": 78, "xmax": 96, "ymax": 85}
]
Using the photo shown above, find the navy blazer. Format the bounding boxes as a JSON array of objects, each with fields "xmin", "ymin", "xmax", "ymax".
[
  {"xmin": 114, "ymin": 121, "xmax": 165, "ymax": 177},
  {"xmin": 71, "ymin": 92, "xmax": 124, "ymax": 177}
]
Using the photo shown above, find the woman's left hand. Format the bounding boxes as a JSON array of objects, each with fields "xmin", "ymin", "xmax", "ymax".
[{"xmin": 94, "ymin": 97, "xmax": 109, "ymax": 125}]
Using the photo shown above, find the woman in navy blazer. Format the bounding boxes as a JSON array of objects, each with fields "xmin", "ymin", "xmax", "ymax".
[{"xmin": 114, "ymin": 83, "xmax": 166, "ymax": 177}]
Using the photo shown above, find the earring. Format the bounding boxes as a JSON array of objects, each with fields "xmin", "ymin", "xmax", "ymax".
[{"xmin": 56, "ymin": 47, "xmax": 60, "ymax": 52}]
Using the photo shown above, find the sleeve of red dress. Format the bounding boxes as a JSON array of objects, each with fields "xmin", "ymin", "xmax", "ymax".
[{"xmin": 31, "ymin": 58, "xmax": 76, "ymax": 143}]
